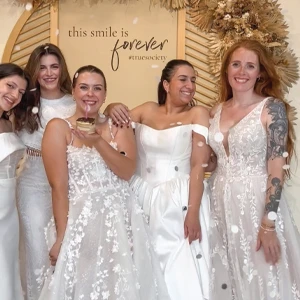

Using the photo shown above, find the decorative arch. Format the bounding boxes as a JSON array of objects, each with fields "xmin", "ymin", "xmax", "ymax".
[{"xmin": 2, "ymin": 2, "xmax": 58, "ymax": 68}]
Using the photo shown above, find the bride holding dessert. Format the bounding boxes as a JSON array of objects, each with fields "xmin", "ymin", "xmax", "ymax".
[{"xmin": 38, "ymin": 65, "xmax": 169, "ymax": 300}]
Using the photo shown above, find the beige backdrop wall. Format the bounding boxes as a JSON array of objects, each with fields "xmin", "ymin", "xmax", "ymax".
[
  {"xmin": 0, "ymin": 0, "xmax": 299, "ymax": 227},
  {"xmin": 58, "ymin": 0, "xmax": 178, "ymax": 109}
]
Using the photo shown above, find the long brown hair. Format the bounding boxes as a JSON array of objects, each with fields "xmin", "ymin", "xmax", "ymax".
[
  {"xmin": 17, "ymin": 43, "xmax": 72, "ymax": 133},
  {"xmin": 220, "ymin": 39, "xmax": 295, "ymax": 173}
]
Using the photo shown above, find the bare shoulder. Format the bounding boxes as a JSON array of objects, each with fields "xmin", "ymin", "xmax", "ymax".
[
  {"xmin": 189, "ymin": 105, "xmax": 209, "ymax": 126},
  {"xmin": 209, "ymin": 103, "xmax": 221, "ymax": 118},
  {"xmin": 131, "ymin": 101, "xmax": 158, "ymax": 121},
  {"xmin": 136, "ymin": 101, "xmax": 158, "ymax": 110},
  {"xmin": 190, "ymin": 105, "xmax": 209, "ymax": 115},
  {"xmin": 190, "ymin": 105, "xmax": 209, "ymax": 119},
  {"xmin": 45, "ymin": 118, "xmax": 70, "ymax": 136},
  {"xmin": 47, "ymin": 118, "xmax": 68, "ymax": 128},
  {"xmin": 132, "ymin": 101, "xmax": 159, "ymax": 122}
]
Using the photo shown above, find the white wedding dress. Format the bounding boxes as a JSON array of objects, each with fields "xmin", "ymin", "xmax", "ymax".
[
  {"xmin": 0, "ymin": 132, "xmax": 25, "ymax": 300},
  {"xmin": 130, "ymin": 123, "xmax": 210, "ymax": 300},
  {"xmin": 17, "ymin": 95, "xmax": 75, "ymax": 300},
  {"xmin": 208, "ymin": 98, "xmax": 300, "ymax": 300},
  {"xmin": 38, "ymin": 119, "xmax": 170, "ymax": 300}
]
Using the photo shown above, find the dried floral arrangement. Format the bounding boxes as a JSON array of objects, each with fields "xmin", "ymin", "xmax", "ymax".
[{"xmin": 189, "ymin": 0, "xmax": 299, "ymax": 93}]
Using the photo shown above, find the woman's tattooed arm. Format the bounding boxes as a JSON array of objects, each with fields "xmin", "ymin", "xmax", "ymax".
[
  {"xmin": 264, "ymin": 98, "xmax": 288, "ymax": 220},
  {"xmin": 266, "ymin": 98, "xmax": 288, "ymax": 160}
]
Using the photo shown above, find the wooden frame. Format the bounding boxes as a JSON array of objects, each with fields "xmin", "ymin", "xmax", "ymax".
[
  {"xmin": 1, "ymin": 3, "xmax": 56, "ymax": 63},
  {"xmin": 177, "ymin": 9, "xmax": 186, "ymax": 59}
]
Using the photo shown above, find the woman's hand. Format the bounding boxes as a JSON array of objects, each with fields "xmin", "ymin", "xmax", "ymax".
[
  {"xmin": 108, "ymin": 104, "xmax": 130, "ymax": 125},
  {"xmin": 256, "ymin": 227, "xmax": 281, "ymax": 265},
  {"xmin": 184, "ymin": 210, "xmax": 202, "ymax": 244},
  {"xmin": 49, "ymin": 240, "xmax": 62, "ymax": 266}
]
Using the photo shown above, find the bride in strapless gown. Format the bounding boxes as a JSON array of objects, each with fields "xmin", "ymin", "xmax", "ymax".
[
  {"xmin": 130, "ymin": 122, "xmax": 211, "ymax": 300},
  {"xmin": 0, "ymin": 132, "xmax": 25, "ymax": 300},
  {"xmin": 107, "ymin": 59, "xmax": 211, "ymax": 300}
]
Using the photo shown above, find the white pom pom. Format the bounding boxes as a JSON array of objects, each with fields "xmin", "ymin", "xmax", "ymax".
[
  {"xmin": 267, "ymin": 211, "xmax": 277, "ymax": 221},
  {"xmin": 231, "ymin": 225, "xmax": 239, "ymax": 233},
  {"xmin": 282, "ymin": 152, "xmax": 289, "ymax": 158},
  {"xmin": 282, "ymin": 164, "xmax": 290, "ymax": 170},
  {"xmin": 197, "ymin": 141, "xmax": 204, "ymax": 147},
  {"xmin": 32, "ymin": 106, "xmax": 39, "ymax": 114},
  {"xmin": 214, "ymin": 132, "xmax": 224, "ymax": 142},
  {"xmin": 25, "ymin": 2, "xmax": 33, "ymax": 11}
]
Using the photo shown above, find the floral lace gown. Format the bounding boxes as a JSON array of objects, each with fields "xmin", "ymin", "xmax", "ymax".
[
  {"xmin": 38, "ymin": 120, "xmax": 170, "ymax": 300},
  {"xmin": 208, "ymin": 98, "xmax": 300, "ymax": 300}
]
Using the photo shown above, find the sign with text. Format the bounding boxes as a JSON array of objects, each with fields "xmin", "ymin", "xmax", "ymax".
[{"xmin": 59, "ymin": 0, "xmax": 178, "ymax": 108}]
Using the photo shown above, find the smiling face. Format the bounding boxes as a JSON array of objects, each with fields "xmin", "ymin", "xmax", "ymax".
[
  {"xmin": 0, "ymin": 75, "xmax": 27, "ymax": 115},
  {"xmin": 163, "ymin": 65, "xmax": 196, "ymax": 105},
  {"xmin": 37, "ymin": 54, "xmax": 61, "ymax": 95},
  {"xmin": 73, "ymin": 71, "xmax": 106, "ymax": 117},
  {"xmin": 227, "ymin": 47, "xmax": 261, "ymax": 94}
]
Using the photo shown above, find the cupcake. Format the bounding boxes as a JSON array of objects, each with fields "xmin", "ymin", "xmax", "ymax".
[{"xmin": 76, "ymin": 117, "xmax": 96, "ymax": 134}]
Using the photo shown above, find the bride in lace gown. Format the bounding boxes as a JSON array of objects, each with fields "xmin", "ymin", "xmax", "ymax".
[
  {"xmin": 208, "ymin": 40, "xmax": 300, "ymax": 299},
  {"xmin": 0, "ymin": 63, "xmax": 31, "ymax": 300},
  {"xmin": 107, "ymin": 59, "xmax": 211, "ymax": 300},
  {"xmin": 39, "ymin": 65, "xmax": 169, "ymax": 300}
]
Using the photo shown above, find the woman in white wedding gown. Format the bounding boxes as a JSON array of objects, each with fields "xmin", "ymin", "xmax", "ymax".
[
  {"xmin": 107, "ymin": 59, "xmax": 211, "ymax": 300},
  {"xmin": 16, "ymin": 44, "xmax": 75, "ymax": 300},
  {"xmin": 39, "ymin": 65, "xmax": 169, "ymax": 300},
  {"xmin": 208, "ymin": 39, "xmax": 300, "ymax": 299},
  {"xmin": 0, "ymin": 63, "xmax": 31, "ymax": 300}
]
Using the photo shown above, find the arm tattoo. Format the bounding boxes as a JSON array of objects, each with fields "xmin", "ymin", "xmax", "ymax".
[
  {"xmin": 266, "ymin": 98, "xmax": 288, "ymax": 160},
  {"xmin": 265, "ymin": 177, "xmax": 282, "ymax": 214}
]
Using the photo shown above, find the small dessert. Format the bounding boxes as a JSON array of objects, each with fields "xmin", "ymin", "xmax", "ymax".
[{"xmin": 76, "ymin": 117, "xmax": 96, "ymax": 134}]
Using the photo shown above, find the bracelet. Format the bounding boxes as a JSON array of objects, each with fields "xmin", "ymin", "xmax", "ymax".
[
  {"xmin": 260, "ymin": 224, "xmax": 276, "ymax": 232},
  {"xmin": 261, "ymin": 221, "xmax": 275, "ymax": 229}
]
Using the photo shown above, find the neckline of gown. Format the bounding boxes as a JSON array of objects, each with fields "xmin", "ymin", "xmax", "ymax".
[
  {"xmin": 216, "ymin": 97, "xmax": 269, "ymax": 160},
  {"xmin": 217, "ymin": 96, "xmax": 270, "ymax": 133},
  {"xmin": 133, "ymin": 122, "xmax": 199, "ymax": 132}
]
